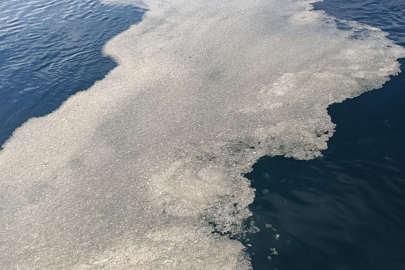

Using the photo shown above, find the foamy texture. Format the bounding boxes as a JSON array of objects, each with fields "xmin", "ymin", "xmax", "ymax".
[{"xmin": 1, "ymin": 0, "xmax": 404, "ymax": 268}]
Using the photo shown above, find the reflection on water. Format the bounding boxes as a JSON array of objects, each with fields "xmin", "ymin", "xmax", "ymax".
[
  {"xmin": 0, "ymin": 0, "xmax": 144, "ymax": 146},
  {"xmin": 246, "ymin": 0, "xmax": 405, "ymax": 268}
]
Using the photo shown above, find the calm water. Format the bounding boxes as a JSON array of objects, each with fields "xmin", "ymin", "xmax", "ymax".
[
  {"xmin": 0, "ymin": 0, "xmax": 144, "ymax": 146},
  {"xmin": 245, "ymin": 0, "xmax": 405, "ymax": 269}
]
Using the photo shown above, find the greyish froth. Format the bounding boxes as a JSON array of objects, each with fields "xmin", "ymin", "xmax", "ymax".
[{"xmin": 1, "ymin": 0, "xmax": 404, "ymax": 269}]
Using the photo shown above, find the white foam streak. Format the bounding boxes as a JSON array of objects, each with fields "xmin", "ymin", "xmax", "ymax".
[{"xmin": 1, "ymin": 0, "xmax": 404, "ymax": 268}]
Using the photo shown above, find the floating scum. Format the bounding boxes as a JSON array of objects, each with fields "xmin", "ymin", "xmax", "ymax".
[{"xmin": 1, "ymin": 0, "xmax": 404, "ymax": 268}]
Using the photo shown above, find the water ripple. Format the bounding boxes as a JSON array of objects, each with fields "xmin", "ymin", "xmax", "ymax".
[{"xmin": 0, "ymin": 0, "xmax": 144, "ymax": 146}]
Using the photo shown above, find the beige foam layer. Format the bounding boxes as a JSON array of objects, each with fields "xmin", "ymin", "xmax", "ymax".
[{"xmin": 1, "ymin": 0, "xmax": 404, "ymax": 268}]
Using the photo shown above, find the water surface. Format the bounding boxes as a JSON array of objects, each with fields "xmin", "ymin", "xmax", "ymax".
[
  {"xmin": 0, "ymin": 0, "xmax": 144, "ymax": 146},
  {"xmin": 0, "ymin": 0, "xmax": 404, "ymax": 269},
  {"xmin": 246, "ymin": 1, "xmax": 405, "ymax": 269}
]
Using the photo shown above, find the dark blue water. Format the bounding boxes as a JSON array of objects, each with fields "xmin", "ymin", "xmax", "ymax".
[
  {"xmin": 246, "ymin": 1, "xmax": 405, "ymax": 269},
  {"xmin": 1, "ymin": 0, "xmax": 404, "ymax": 269},
  {"xmin": 0, "ymin": 0, "xmax": 144, "ymax": 146}
]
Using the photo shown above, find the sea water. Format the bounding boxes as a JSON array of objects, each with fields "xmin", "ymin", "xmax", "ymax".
[
  {"xmin": 0, "ymin": 0, "xmax": 144, "ymax": 146},
  {"xmin": 0, "ymin": 0, "xmax": 404, "ymax": 269},
  {"xmin": 245, "ymin": 1, "xmax": 405, "ymax": 269}
]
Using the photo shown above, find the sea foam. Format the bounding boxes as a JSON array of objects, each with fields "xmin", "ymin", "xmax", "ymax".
[{"xmin": 0, "ymin": 0, "xmax": 404, "ymax": 268}]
